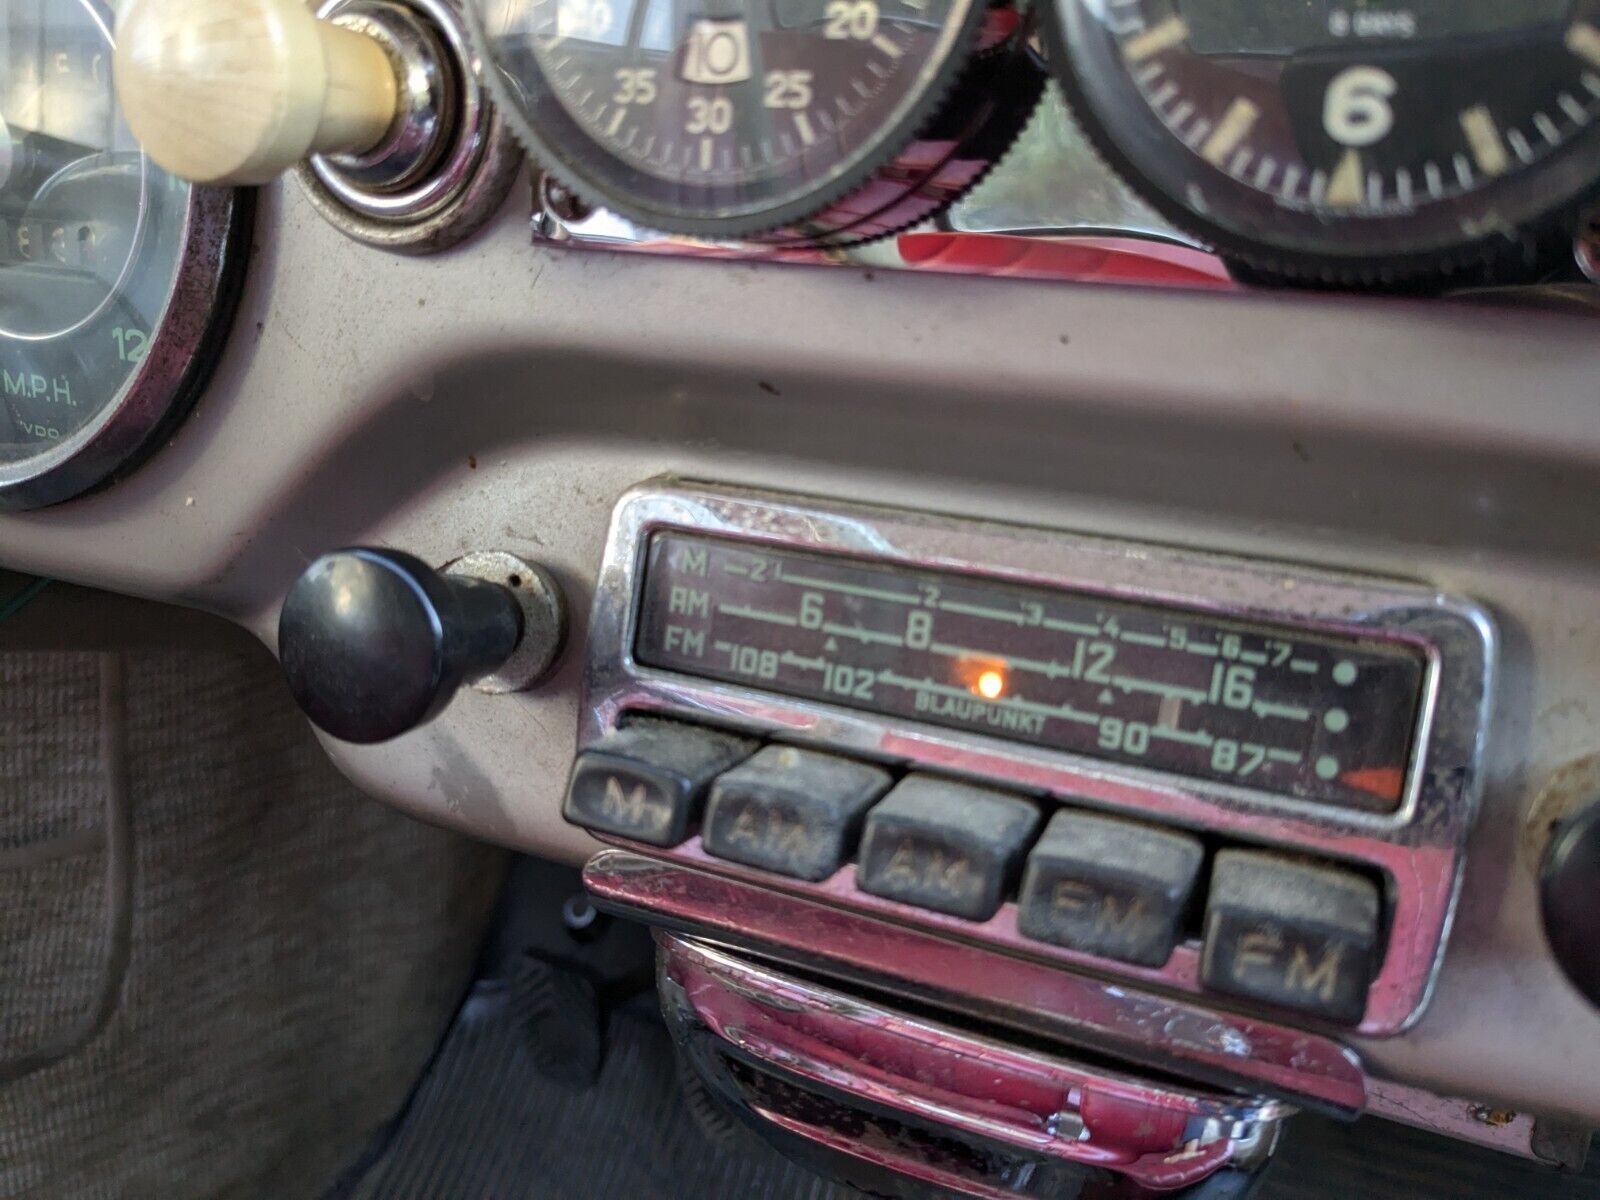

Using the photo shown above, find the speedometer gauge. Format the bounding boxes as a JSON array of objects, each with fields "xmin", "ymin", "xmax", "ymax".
[
  {"xmin": 0, "ymin": 0, "xmax": 248, "ymax": 509},
  {"xmin": 468, "ymin": 0, "xmax": 1024, "ymax": 239},
  {"xmin": 1043, "ymin": 0, "xmax": 1600, "ymax": 284}
]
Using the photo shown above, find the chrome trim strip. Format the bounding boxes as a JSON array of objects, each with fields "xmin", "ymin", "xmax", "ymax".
[
  {"xmin": 660, "ymin": 932, "xmax": 1291, "ymax": 1196},
  {"xmin": 588, "ymin": 849, "xmax": 1368, "ymax": 1114}
]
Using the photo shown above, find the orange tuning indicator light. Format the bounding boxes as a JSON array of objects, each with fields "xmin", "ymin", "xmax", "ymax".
[{"xmin": 975, "ymin": 668, "xmax": 1007, "ymax": 701}]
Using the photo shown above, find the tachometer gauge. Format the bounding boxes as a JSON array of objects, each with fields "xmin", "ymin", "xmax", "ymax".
[
  {"xmin": 1042, "ymin": 0, "xmax": 1600, "ymax": 284},
  {"xmin": 0, "ymin": 0, "xmax": 248, "ymax": 509},
  {"xmin": 467, "ymin": 0, "xmax": 1032, "ymax": 240}
]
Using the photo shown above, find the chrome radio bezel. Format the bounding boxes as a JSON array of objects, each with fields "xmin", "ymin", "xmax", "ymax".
[{"xmin": 581, "ymin": 482, "xmax": 1497, "ymax": 1037}]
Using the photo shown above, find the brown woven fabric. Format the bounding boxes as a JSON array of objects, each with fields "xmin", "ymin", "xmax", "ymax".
[{"xmin": 0, "ymin": 646, "xmax": 505, "ymax": 1200}]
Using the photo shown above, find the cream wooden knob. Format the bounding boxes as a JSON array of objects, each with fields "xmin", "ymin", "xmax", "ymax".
[{"xmin": 115, "ymin": 0, "xmax": 401, "ymax": 186}]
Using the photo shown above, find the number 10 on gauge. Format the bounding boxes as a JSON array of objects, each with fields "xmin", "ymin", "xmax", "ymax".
[{"xmin": 682, "ymin": 18, "xmax": 752, "ymax": 85}]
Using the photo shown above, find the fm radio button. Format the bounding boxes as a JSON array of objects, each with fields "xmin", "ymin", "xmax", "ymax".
[
  {"xmin": 704, "ymin": 746, "xmax": 892, "ymax": 882},
  {"xmin": 1200, "ymin": 850, "xmax": 1382, "ymax": 1025},
  {"xmin": 857, "ymin": 776, "xmax": 1041, "ymax": 921},
  {"xmin": 563, "ymin": 719, "xmax": 757, "ymax": 846},
  {"xmin": 1017, "ymin": 811, "xmax": 1204, "ymax": 967}
]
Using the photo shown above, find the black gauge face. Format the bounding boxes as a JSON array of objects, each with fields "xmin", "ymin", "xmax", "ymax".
[
  {"xmin": 1044, "ymin": 0, "xmax": 1600, "ymax": 275},
  {"xmin": 0, "ymin": 0, "xmax": 242, "ymax": 509},
  {"xmin": 469, "ymin": 0, "xmax": 986, "ymax": 233}
]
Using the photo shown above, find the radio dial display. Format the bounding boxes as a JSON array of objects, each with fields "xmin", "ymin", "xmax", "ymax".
[{"xmin": 634, "ymin": 532, "xmax": 1427, "ymax": 813}]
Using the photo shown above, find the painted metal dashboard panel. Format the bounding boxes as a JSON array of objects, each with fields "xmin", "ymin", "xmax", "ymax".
[{"xmin": 0, "ymin": 188, "xmax": 1595, "ymax": 1119}]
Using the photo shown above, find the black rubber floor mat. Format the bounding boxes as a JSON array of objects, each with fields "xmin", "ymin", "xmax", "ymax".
[{"xmin": 341, "ymin": 982, "xmax": 857, "ymax": 1200}]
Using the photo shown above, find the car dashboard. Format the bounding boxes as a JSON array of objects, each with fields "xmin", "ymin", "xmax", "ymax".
[{"xmin": 2, "ymin": 0, "xmax": 1600, "ymax": 1194}]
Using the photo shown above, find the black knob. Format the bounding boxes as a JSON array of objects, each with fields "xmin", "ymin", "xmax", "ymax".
[
  {"xmin": 278, "ymin": 548, "xmax": 524, "ymax": 744},
  {"xmin": 1541, "ymin": 802, "xmax": 1600, "ymax": 1009}
]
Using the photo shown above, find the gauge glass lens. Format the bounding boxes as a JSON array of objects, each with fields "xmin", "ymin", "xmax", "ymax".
[
  {"xmin": 471, "ymin": 0, "xmax": 983, "ymax": 231},
  {"xmin": 1048, "ymin": 0, "xmax": 1600, "ymax": 263},
  {"xmin": 0, "ymin": 0, "xmax": 189, "ymax": 469}
]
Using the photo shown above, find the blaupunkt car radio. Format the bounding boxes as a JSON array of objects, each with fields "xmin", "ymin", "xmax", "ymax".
[{"xmin": 567, "ymin": 483, "xmax": 1494, "ymax": 1075}]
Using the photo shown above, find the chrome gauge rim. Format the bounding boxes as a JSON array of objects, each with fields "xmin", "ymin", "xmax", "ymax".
[{"xmin": 0, "ymin": 184, "xmax": 248, "ymax": 510}]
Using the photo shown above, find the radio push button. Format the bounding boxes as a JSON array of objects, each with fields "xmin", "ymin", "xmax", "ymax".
[
  {"xmin": 703, "ymin": 746, "xmax": 893, "ymax": 882},
  {"xmin": 563, "ymin": 720, "xmax": 757, "ymax": 847},
  {"xmin": 1017, "ymin": 811, "xmax": 1204, "ymax": 967},
  {"xmin": 857, "ymin": 777, "xmax": 1041, "ymax": 921},
  {"xmin": 1200, "ymin": 850, "xmax": 1382, "ymax": 1025}
]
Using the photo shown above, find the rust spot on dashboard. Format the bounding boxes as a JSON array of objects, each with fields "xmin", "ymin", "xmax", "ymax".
[{"xmin": 1469, "ymin": 1105, "xmax": 1518, "ymax": 1127}]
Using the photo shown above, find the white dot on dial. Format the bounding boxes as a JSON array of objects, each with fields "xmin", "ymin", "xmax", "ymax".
[
  {"xmin": 1324, "ymin": 708, "xmax": 1350, "ymax": 733},
  {"xmin": 1316, "ymin": 755, "xmax": 1340, "ymax": 780},
  {"xmin": 1332, "ymin": 661, "xmax": 1358, "ymax": 685}
]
